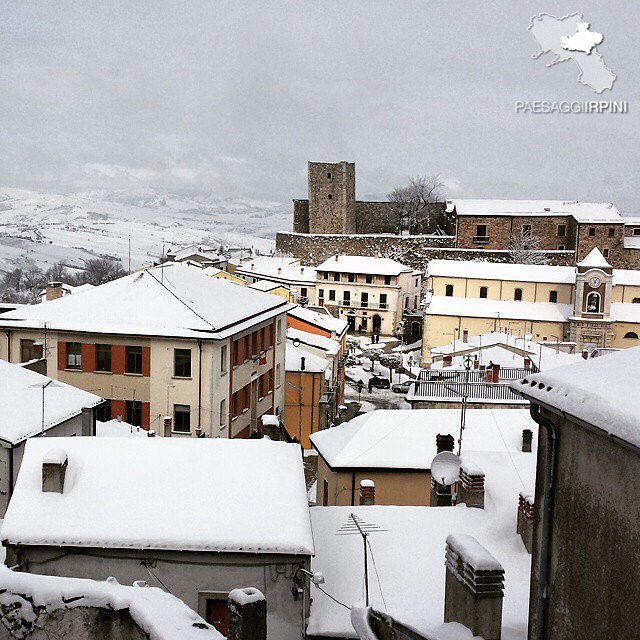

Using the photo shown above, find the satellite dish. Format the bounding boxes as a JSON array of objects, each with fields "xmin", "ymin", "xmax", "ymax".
[{"xmin": 430, "ymin": 451, "xmax": 461, "ymax": 486}]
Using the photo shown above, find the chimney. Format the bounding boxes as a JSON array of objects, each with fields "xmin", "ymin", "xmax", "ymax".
[
  {"xmin": 458, "ymin": 461, "xmax": 485, "ymax": 509},
  {"xmin": 163, "ymin": 416, "xmax": 172, "ymax": 437},
  {"xmin": 261, "ymin": 414, "xmax": 281, "ymax": 441},
  {"xmin": 522, "ymin": 429, "xmax": 533, "ymax": 453},
  {"xmin": 300, "ymin": 356, "xmax": 306, "ymax": 371},
  {"xmin": 81, "ymin": 407, "xmax": 95, "ymax": 436},
  {"xmin": 582, "ymin": 349, "xmax": 589, "ymax": 359},
  {"xmin": 444, "ymin": 534, "xmax": 505, "ymax": 640},
  {"xmin": 277, "ymin": 268, "xmax": 281, "ymax": 274},
  {"xmin": 45, "ymin": 282, "xmax": 64, "ymax": 301},
  {"xmin": 517, "ymin": 493, "xmax": 534, "ymax": 554},
  {"xmin": 443, "ymin": 354, "xmax": 453, "ymax": 367},
  {"xmin": 436, "ymin": 434, "xmax": 455, "ymax": 453},
  {"xmin": 42, "ymin": 449, "xmax": 68, "ymax": 494},
  {"xmin": 462, "ymin": 330, "xmax": 468, "ymax": 343},
  {"xmin": 147, "ymin": 430, "xmax": 156, "ymax": 437},
  {"xmin": 359, "ymin": 480, "xmax": 375, "ymax": 505},
  {"xmin": 228, "ymin": 588, "xmax": 267, "ymax": 640}
]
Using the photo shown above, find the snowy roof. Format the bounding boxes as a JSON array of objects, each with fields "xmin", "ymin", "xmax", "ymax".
[
  {"xmin": 2, "ymin": 437, "xmax": 315, "ymax": 555},
  {"xmin": 315, "ymin": 255, "xmax": 412, "ymax": 276},
  {"xmin": 96, "ymin": 419, "xmax": 150, "ymax": 438},
  {"xmin": 286, "ymin": 327, "xmax": 340, "ymax": 355},
  {"xmin": 623, "ymin": 216, "xmax": 640, "ymax": 226},
  {"xmin": 0, "ymin": 568, "xmax": 222, "ymax": 640},
  {"xmin": 0, "ymin": 360, "xmax": 102, "ymax": 445},
  {"xmin": 38, "ymin": 283, "xmax": 95, "ymax": 298},
  {"xmin": 426, "ymin": 296, "xmax": 573, "ymax": 323},
  {"xmin": 447, "ymin": 199, "xmax": 622, "ymax": 223},
  {"xmin": 612, "ymin": 269, "xmax": 640, "ymax": 286},
  {"xmin": 287, "ymin": 306, "xmax": 348, "ymax": 338},
  {"xmin": 285, "ymin": 343, "xmax": 328, "ymax": 373},
  {"xmin": 427, "ymin": 259, "xmax": 576, "ymax": 284},
  {"xmin": 0, "ymin": 263, "xmax": 292, "ymax": 340},
  {"xmin": 623, "ymin": 237, "xmax": 640, "ymax": 249},
  {"xmin": 310, "ymin": 408, "xmax": 535, "ymax": 469},
  {"xmin": 610, "ymin": 302, "xmax": 640, "ymax": 323},
  {"xmin": 235, "ymin": 256, "xmax": 316, "ymax": 285},
  {"xmin": 512, "ymin": 346, "xmax": 640, "ymax": 449},
  {"xmin": 249, "ymin": 279, "xmax": 290, "ymax": 292},
  {"xmin": 309, "ymin": 439, "xmax": 536, "ymax": 638},
  {"xmin": 577, "ymin": 247, "xmax": 610, "ymax": 268}
]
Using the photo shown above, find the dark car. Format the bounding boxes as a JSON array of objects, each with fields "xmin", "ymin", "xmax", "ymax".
[{"xmin": 368, "ymin": 376, "xmax": 391, "ymax": 391}]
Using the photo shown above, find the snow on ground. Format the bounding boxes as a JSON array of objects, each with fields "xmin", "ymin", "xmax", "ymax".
[{"xmin": 0, "ymin": 188, "xmax": 289, "ymax": 274}]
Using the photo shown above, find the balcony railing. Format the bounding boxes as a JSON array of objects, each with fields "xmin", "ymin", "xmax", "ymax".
[
  {"xmin": 408, "ymin": 380, "xmax": 526, "ymax": 403},
  {"xmin": 418, "ymin": 365, "xmax": 539, "ymax": 383},
  {"xmin": 338, "ymin": 300, "xmax": 388, "ymax": 310},
  {"xmin": 473, "ymin": 235, "xmax": 490, "ymax": 244}
]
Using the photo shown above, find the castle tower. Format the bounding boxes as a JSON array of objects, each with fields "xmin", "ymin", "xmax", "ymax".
[
  {"xmin": 570, "ymin": 247, "xmax": 614, "ymax": 351},
  {"xmin": 308, "ymin": 161, "xmax": 356, "ymax": 234}
]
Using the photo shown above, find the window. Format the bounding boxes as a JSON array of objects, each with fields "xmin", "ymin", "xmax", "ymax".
[
  {"xmin": 322, "ymin": 478, "xmax": 329, "ymax": 506},
  {"xmin": 276, "ymin": 363, "xmax": 281, "ymax": 388},
  {"xmin": 361, "ymin": 317, "xmax": 368, "ymax": 329},
  {"xmin": 634, "ymin": 228, "xmax": 640, "ymax": 236},
  {"xmin": 333, "ymin": 272, "xmax": 340, "ymax": 281},
  {"xmin": 276, "ymin": 319, "xmax": 282, "ymax": 344},
  {"xmin": 20, "ymin": 339, "xmax": 36, "ymax": 363},
  {"xmin": 219, "ymin": 399, "xmax": 227, "ymax": 427},
  {"xmin": 624, "ymin": 332, "xmax": 639, "ymax": 339},
  {"xmin": 586, "ymin": 292, "xmax": 601, "ymax": 313},
  {"xmin": 589, "ymin": 227, "xmax": 596, "ymax": 236},
  {"xmin": 445, "ymin": 284, "xmax": 454, "ymax": 297},
  {"xmin": 318, "ymin": 288, "xmax": 324, "ymax": 303},
  {"xmin": 348, "ymin": 273, "xmax": 355, "ymax": 283},
  {"xmin": 96, "ymin": 344, "xmax": 112, "ymax": 372},
  {"xmin": 343, "ymin": 291, "xmax": 351, "ymax": 304},
  {"xmin": 174, "ymin": 349, "xmax": 191, "ymax": 377},
  {"xmin": 514, "ymin": 288, "xmax": 523, "ymax": 301},
  {"xmin": 549, "ymin": 290, "xmax": 558, "ymax": 303},
  {"xmin": 125, "ymin": 346, "xmax": 142, "ymax": 374},
  {"xmin": 384, "ymin": 275, "xmax": 391, "ymax": 285},
  {"xmin": 323, "ymin": 271, "xmax": 328, "ymax": 280},
  {"xmin": 365, "ymin": 274, "xmax": 373, "ymax": 284},
  {"xmin": 633, "ymin": 298, "xmax": 640, "ymax": 304},
  {"xmin": 557, "ymin": 224, "xmax": 566, "ymax": 237},
  {"xmin": 603, "ymin": 248, "xmax": 610, "ymax": 258},
  {"xmin": 173, "ymin": 404, "xmax": 191, "ymax": 433},
  {"xmin": 479, "ymin": 287, "xmax": 488, "ymax": 299},
  {"xmin": 557, "ymin": 245, "xmax": 565, "ymax": 250},
  {"xmin": 361, "ymin": 292, "xmax": 369, "ymax": 307},
  {"xmin": 379, "ymin": 293, "xmax": 387, "ymax": 308},
  {"xmin": 96, "ymin": 399, "xmax": 111, "ymax": 423},
  {"xmin": 327, "ymin": 172, "xmax": 331, "ymax": 179},
  {"xmin": 300, "ymin": 287, "xmax": 308, "ymax": 297},
  {"xmin": 66, "ymin": 342, "xmax": 82, "ymax": 369},
  {"xmin": 221, "ymin": 344, "xmax": 227, "ymax": 373},
  {"xmin": 328, "ymin": 194, "xmax": 332, "ymax": 200},
  {"xmin": 329, "ymin": 289, "xmax": 336, "ymax": 301},
  {"xmin": 415, "ymin": 278, "xmax": 419, "ymax": 287},
  {"xmin": 126, "ymin": 400, "xmax": 142, "ymax": 427},
  {"xmin": 608, "ymin": 227, "xmax": 615, "ymax": 237},
  {"xmin": 476, "ymin": 224, "xmax": 487, "ymax": 237},
  {"xmin": 522, "ymin": 224, "xmax": 532, "ymax": 235}
]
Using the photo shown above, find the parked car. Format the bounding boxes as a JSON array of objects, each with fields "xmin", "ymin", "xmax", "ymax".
[
  {"xmin": 391, "ymin": 380, "xmax": 414, "ymax": 394},
  {"xmin": 368, "ymin": 376, "xmax": 391, "ymax": 391}
]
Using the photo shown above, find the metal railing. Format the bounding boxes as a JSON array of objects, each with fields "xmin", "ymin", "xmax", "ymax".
[
  {"xmin": 418, "ymin": 365, "xmax": 538, "ymax": 383},
  {"xmin": 409, "ymin": 379, "xmax": 525, "ymax": 402}
]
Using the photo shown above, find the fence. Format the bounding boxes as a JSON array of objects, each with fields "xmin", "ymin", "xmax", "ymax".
[{"xmin": 409, "ymin": 379, "xmax": 526, "ymax": 403}]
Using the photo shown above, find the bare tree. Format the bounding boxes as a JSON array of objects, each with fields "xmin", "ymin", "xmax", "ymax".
[
  {"xmin": 388, "ymin": 175, "xmax": 444, "ymax": 235},
  {"xmin": 78, "ymin": 258, "xmax": 127, "ymax": 286},
  {"xmin": 508, "ymin": 229, "xmax": 549, "ymax": 265},
  {"xmin": 379, "ymin": 353, "xmax": 403, "ymax": 380},
  {"xmin": 22, "ymin": 266, "xmax": 47, "ymax": 303},
  {"xmin": 46, "ymin": 261, "xmax": 68, "ymax": 282}
]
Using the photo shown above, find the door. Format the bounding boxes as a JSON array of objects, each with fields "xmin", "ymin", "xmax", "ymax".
[
  {"xmin": 347, "ymin": 314, "xmax": 356, "ymax": 331},
  {"xmin": 372, "ymin": 314, "xmax": 382, "ymax": 334},
  {"xmin": 205, "ymin": 599, "xmax": 230, "ymax": 636}
]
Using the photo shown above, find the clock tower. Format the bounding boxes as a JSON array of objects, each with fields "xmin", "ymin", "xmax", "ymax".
[{"xmin": 570, "ymin": 247, "xmax": 614, "ymax": 351}]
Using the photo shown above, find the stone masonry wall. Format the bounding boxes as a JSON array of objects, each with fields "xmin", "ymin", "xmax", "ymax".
[
  {"xmin": 276, "ymin": 232, "xmax": 575, "ymax": 271},
  {"xmin": 308, "ymin": 161, "xmax": 356, "ymax": 234}
]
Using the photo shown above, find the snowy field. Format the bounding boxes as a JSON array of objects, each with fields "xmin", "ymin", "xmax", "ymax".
[{"xmin": 0, "ymin": 188, "xmax": 289, "ymax": 274}]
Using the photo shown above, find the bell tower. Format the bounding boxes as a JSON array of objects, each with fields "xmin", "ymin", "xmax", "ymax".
[{"xmin": 570, "ymin": 247, "xmax": 614, "ymax": 351}]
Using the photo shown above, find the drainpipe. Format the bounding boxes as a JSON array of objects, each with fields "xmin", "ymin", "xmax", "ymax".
[
  {"xmin": 3, "ymin": 329, "xmax": 11, "ymax": 362},
  {"xmin": 351, "ymin": 472, "xmax": 356, "ymax": 506},
  {"xmin": 529, "ymin": 403, "xmax": 558, "ymax": 640},
  {"xmin": 197, "ymin": 340, "xmax": 202, "ymax": 431}
]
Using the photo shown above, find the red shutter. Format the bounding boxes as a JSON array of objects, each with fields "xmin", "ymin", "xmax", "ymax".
[
  {"xmin": 81, "ymin": 343, "xmax": 95, "ymax": 373},
  {"xmin": 111, "ymin": 399, "xmax": 125, "ymax": 421},
  {"xmin": 112, "ymin": 345, "xmax": 125, "ymax": 375},
  {"xmin": 142, "ymin": 347, "xmax": 151, "ymax": 377},
  {"xmin": 57, "ymin": 342, "xmax": 67, "ymax": 371},
  {"xmin": 142, "ymin": 402, "xmax": 151, "ymax": 430}
]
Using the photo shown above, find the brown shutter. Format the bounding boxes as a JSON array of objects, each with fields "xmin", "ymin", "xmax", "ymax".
[
  {"xmin": 142, "ymin": 402, "xmax": 151, "ymax": 430},
  {"xmin": 57, "ymin": 342, "xmax": 67, "ymax": 371},
  {"xmin": 111, "ymin": 399, "xmax": 125, "ymax": 421},
  {"xmin": 142, "ymin": 347, "xmax": 151, "ymax": 377},
  {"xmin": 81, "ymin": 343, "xmax": 95, "ymax": 373},
  {"xmin": 112, "ymin": 345, "xmax": 125, "ymax": 375}
]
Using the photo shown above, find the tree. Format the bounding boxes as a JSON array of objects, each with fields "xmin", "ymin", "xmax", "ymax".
[
  {"xmin": 508, "ymin": 229, "xmax": 549, "ymax": 265},
  {"xmin": 22, "ymin": 266, "xmax": 46, "ymax": 302},
  {"xmin": 360, "ymin": 346, "xmax": 383, "ymax": 372},
  {"xmin": 79, "ymin": 258, "xmax": 127, "ymax": 286},
  {"xmin": 388, "ymin": 175, "xmax": 445, "ymax": 235},
  {"xmin": 379, "ymin": 353, "xmax": 403, "ymax": 380},
  {"xmin": 46, "ymin": 262, "xmax": 68, "ymax": 282}
]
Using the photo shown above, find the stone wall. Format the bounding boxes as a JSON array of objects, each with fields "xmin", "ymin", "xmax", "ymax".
[
  {"xmin": 276, "ymin": 232, "xmax": 576, "ymax": 271},
  {"xmin": 308, "ymin": 161, "xmax": 356, "ymax": 234}
]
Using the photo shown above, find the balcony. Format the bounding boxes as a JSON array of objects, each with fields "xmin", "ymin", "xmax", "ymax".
[
  {"xmin": 338, "ymin": 300, "xmax": 389, "ymax": 310},
  {"xmin": 473, "ymin": 235, "xmax": 490, "ymax": 244}
]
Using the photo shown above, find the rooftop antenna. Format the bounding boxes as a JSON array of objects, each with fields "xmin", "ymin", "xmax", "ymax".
[
  {"xmin": 128, "ymin": 226, "xmax": 131, "ymax": 275},
  {"xmin": 29, "ymin": 379, "xmax": 62, "ymax": 435},
  {"xmin": 336, "ymin": 513, "xmax": 386, "ymax": 606}
]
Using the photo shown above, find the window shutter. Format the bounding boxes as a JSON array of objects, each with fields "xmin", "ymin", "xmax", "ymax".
[
  {"xmin": 142, "ymin": 347, "xmax": 151, "ymax": 377},
  {"xmin": 57, "ymin": 342, "xmax": 67, "ymax": 371}
]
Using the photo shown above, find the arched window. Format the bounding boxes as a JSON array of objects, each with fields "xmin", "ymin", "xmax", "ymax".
[
  {"xmin": 445, "ymin": 284, "xmax": 454, "ymax": 297},
  {"xmin": 514, "ymin": 288, "xmax": 523, "ymax": 301},
  {"xmin": 624, "ymin": 332, "xmax": 639, "ymax": 339},
  {"xmin": 633, "ymin": 298, "xmax": 640, "ymax": 304},
  {"xmin": 586, "ymin": 292, "xmax": 601, "ymax": 313},
  {"xmin": 479, "ymin": 286, "xmax": 488, "ymax": 299}
]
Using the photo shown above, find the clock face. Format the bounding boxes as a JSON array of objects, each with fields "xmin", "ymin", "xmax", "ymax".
[{"xmin": 588, "ymin": 276, "xmax": 602, "ymax": 288}]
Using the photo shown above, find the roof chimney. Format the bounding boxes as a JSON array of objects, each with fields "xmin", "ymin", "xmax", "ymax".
[
  {"xmin": 436, "ymin": 434, "xmax": 455, "ymax": 453},
  {"xmin": 517, "ymin": 493, "xmax": 534, "ymax": 554},
  {"xmin": 458, "ymin": 461, "xmax": 485, "ymax": 509},
  {"xmin": 42, "ymin": 449, "xmax": 68, "ymax": 494},
  {"xmin": 163, "ymin": 416, "xmax": 172, "ymax": 437},
  {"xmin": 46, "ymin": 282, "xmax": 64, "ymax": 301},
  {"xmin": 359, "ymin": 480, "xmax": 375, "ymax": 505}
]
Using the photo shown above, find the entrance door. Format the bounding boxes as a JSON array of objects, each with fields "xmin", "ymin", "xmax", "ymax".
[
  {"xmin": 372, "ymin": 314, "xmax": 382, "ymax": 334},
  {"xmin": 347, "ymin": 314, "xmax": 356, "ymax": 331},
  {"xmin": 205, "ymin": 599, "xmax": 230, "ymax": 636}
]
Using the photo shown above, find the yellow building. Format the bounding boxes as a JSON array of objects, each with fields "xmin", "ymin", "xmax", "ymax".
[
  {"xmin": 249, "ymin": 279, "xmax": 296, "ymax": 303},
  {"xmin": 422, "ymin": 250, "xmax": 640, "ymax": 364}
]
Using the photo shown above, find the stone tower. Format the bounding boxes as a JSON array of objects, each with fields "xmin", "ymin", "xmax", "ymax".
[
  {"xmin": 570, "ymin": 247, "xmax": 614, "ymax": 351},
  {"xmin": 308, "ymin": 161, "xmax": 356, "ymax": 234}
]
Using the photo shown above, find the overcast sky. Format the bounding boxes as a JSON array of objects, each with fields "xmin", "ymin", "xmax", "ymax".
[{"xmin": 1, "ymin": 1, "xmax": 639, "ymax": 211}]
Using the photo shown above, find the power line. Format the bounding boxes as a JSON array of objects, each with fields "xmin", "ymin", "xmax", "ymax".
[{"xmin": 316, "ymin": 585, "xmax": 351, "ymax": 611}]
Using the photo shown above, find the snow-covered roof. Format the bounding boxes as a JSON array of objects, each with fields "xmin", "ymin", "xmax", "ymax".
[
  {"xmin": 235, "ymin": 256, "xmax": 316, "ymax": 285},
  {"xmin": 2, "ymin": 437, "xmax": 315, "ymax": 555},
  {"xmin": 512, "ymin": 346, "xmax": 640, "ymax": 449},
  {"xmin": 0, "ymin": 568, "xmax": 222, "ymax": 640},
  {"xmin": 427, "ymin": 259, "xmax": 576, "ymax": 284},
  {"xmin": 623, "ymin": 236, "xmax": 640, "ymax": 249},
  {"xmin": 285, "ymin": 343, "xmax": 328, "ymax": 373},
  {"xmin": 426, "ymin": 296, "xmax": 573, "ymax": 323},
  {"xmin": 310, "ymin": 408, "xmax": 535, "ymax": 469},
  {"xmin": 612, "ymin": 269, "xmax": 640, "ymax": 286},
  {"xmin": 577, "ymin": 247, "xmax": 610, "ymax": 268},
  {"xmin": 287, "ymin": 306, "xmax": 348, "ymax": 338},
  {"xmin": 622, "ymin": 216, "xmax": 640, "ymax": 226},
  {"xmin": 610, "ymin": 302, "xmax": 640, "ymax": 323},
  {"xmin": 38, "ymin": 283, "xmax": 95, "ymax": 299},
  {"xmin": 447, "ymin": 199, "xmax": 622, "ymax": 223},
  {"xmin": 315, "ymin": 255, "xmax": 412, "ymax": 276},
  {"xmin": 170, "ymin": 244, "xmax": 226, "ymax": 263},
  {"xmin": 309, "ymin": 439, "xmax": 536, "ymax": 638},
  {"xmin": 0, "ymin": 360, "xmax": 102, "ymax": 445},
  {"xmin": 0, "ymin": 263, "xmax": 292, "ymax": 340},
  {"xmin": 96, "ymin": 419, "xmax": 150, "ymax": 438},
  {"xmin": 286, "ymin": 327, "xmax": 340, "ymax": 356},
  {"xmin": 249, "ymin": 279, "xmax": 290, "ymax": 292}
]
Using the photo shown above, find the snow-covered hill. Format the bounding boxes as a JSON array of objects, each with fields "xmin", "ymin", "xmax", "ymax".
[{"xmin": 0, "ymin": 188, "xmax": 290, "ymax": 274}]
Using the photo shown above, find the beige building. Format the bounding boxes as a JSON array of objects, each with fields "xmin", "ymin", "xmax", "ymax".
[
  {"xmin": 315, "ymin": 255, "xmax": 421, "ymax": 335},
  {"xmin": 422, "ymin": 250, "xmax": 640, "ymax": 364},
  {"xmin": 249, "ymin": 279, "xmax": 296, "ymax": 302},
  {"xmin": 0, "ymin": 263, "xmax": 291, "ymax": 438}
]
